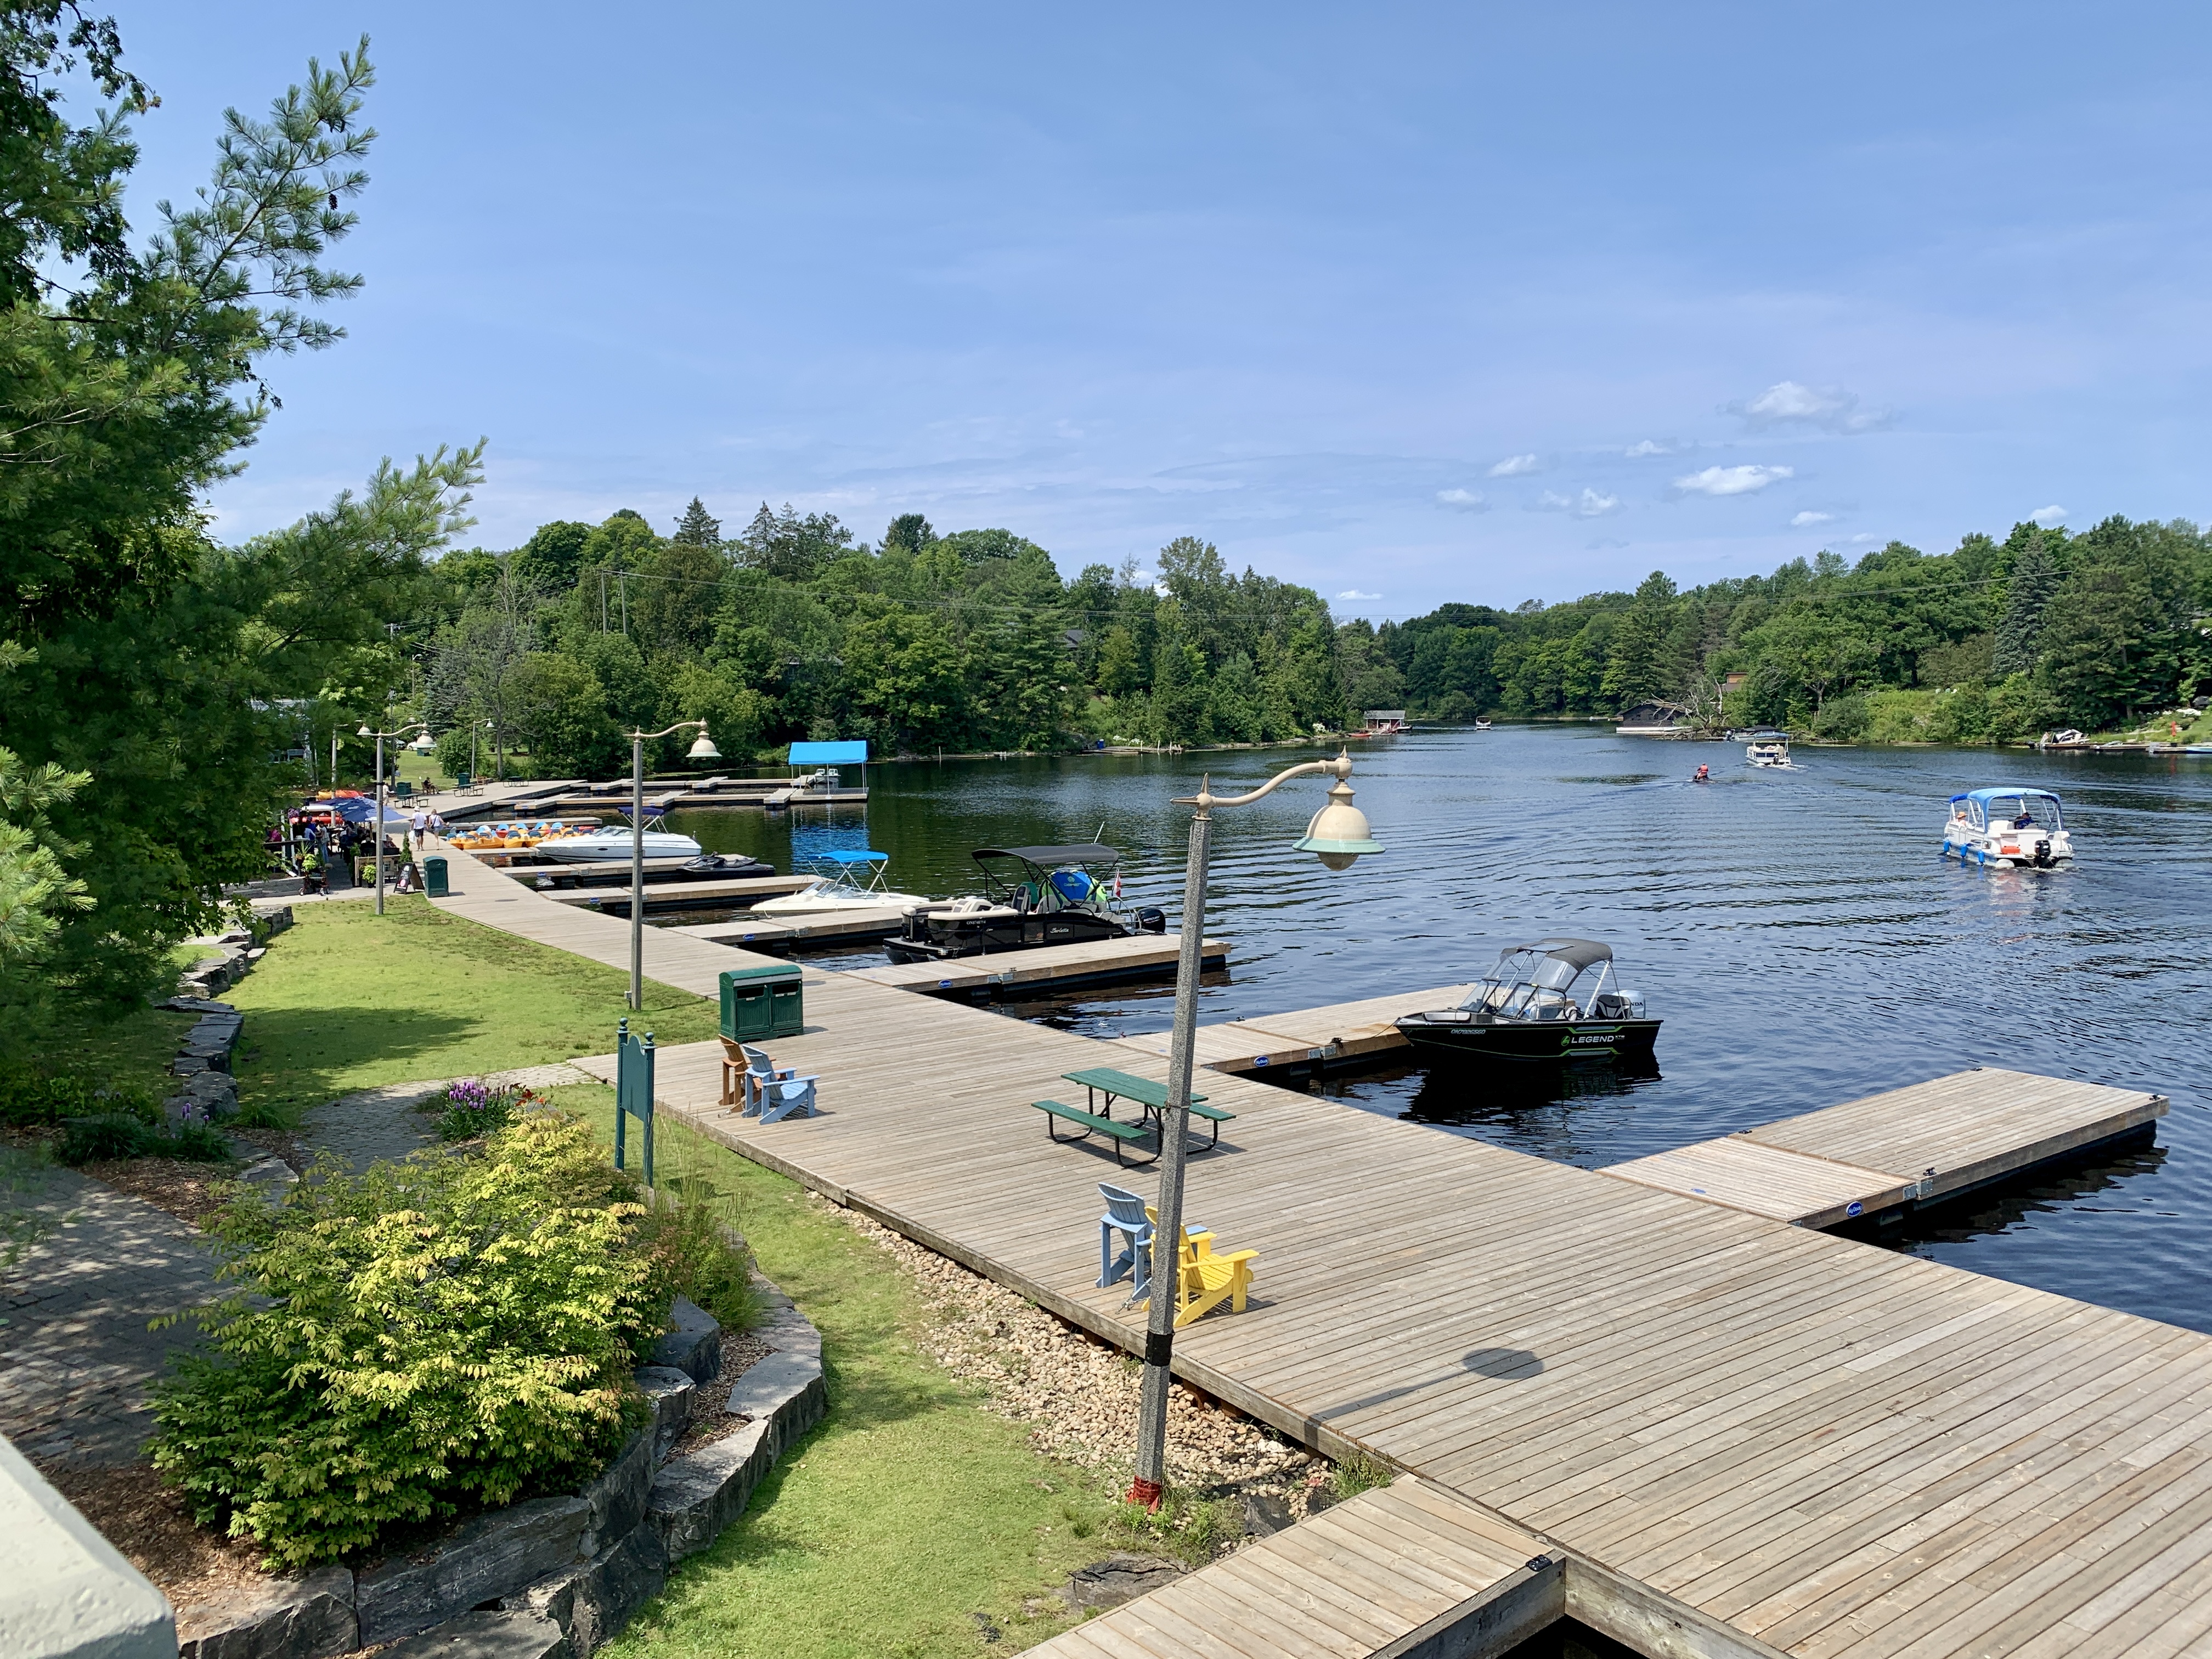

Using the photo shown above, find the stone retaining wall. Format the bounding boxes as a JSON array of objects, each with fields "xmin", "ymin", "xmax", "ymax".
[{"xmin": 173, "ymin": 1283, "xmax": 825, "ymax": 1659}]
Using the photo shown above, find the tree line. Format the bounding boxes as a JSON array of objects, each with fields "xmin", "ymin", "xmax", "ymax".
[
  {"xmin": 1370, "ymin": 520, "xmax": 2212, "ymax": 741},
  {"xmin": 409, "ymin": 503, "xmax": 1357, "ymax": 778}
]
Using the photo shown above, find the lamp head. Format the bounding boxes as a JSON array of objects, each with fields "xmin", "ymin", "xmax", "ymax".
[
  {"xmin": 686, "ymin": 727, "xmax": 721, "ymax": 761},
  {"xmin": 1293, "ymin": 776, "xmax": 1384, "ymax": 871},
  {"xmin": 409, "ymin": 731, "xmax": 436, "ymax": 754},
  {"xmin": 357, "ymin": 724, "xmax": 373, "ymax": 738}
]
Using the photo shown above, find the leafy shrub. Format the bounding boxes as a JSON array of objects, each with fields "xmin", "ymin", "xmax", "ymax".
[
  {"xmin": 0, "ymin": 1068, "xmax": 160, "ymax": 1129},
  {"xmin": 57, "ymin": 1109, "xmax": 234, "ymax": 1165},
  {"xmin": 151, "ymin": 1111, "xmax": 667, "ymax": 1567},
  {"xmin": 1812, "ymin": 694, "xmax": 1870, "ymax": 742}
]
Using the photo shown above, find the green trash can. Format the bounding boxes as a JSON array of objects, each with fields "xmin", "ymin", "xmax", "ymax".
[
  {"xmin": 720, "ymin": 964, "xmax": 804, "ymax": 1042},
  {"xmin": 424, "ymin": 856, "xmax": 449, "ymax": 899}
]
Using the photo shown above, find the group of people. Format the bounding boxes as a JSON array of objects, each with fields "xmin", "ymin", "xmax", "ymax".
[{"xmin": 267, "ymin": 799, "xmax": 452, "ymax": 898}]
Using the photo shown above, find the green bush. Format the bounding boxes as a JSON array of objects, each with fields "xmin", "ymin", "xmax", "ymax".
[
  {"xmin": 0, "ymin": 1068, "xmax": 160, "ymax": 1129},
  {"xmin": 56, "ymin": 1110, "xmax": 233, "ymax": 1165},
  {"xmin": 1812, "ymin": 694, "xmax": 1871, "ymax": 741},
  {"xmin": 151, "ymin": 1111, "xmax": 668, "ymax": 1567},
  {"xmin": 640, "ymin": 1187, "xmax": 761, "ymax": 1331}
]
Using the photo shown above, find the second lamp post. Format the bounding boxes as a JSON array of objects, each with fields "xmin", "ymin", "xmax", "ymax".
[
  {"xmin": 1128, "ymin": 750, "xmax": 1383, "ymax": 1508},
  {"xmin": 357, "ymin": 720, "xmax": 434, "ymax": 915},
  {"xmin": 625, "ymin": 720, "xmax": 720, "ymax": 1009}
]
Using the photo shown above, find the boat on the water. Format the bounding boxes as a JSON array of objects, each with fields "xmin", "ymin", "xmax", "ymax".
[
  {"xmin": 533, "ymin": 827, "xmax": 705, "ymax": 862},
  {"xmin": 752, "ymin": 850, "xmax": 934, "ymax": 915},
  {"xmin": 1473, "ymin": 718, "xmax": 1494, "ymax": 731},
  {"xmin": 1744, "ymin": 729, "xmax": 1795, "ymax": 768},
  {"xmin": 885, "ymin": 843, "xmax": 1166, "ymax": 963},
  {"xmin": 1395, "ymin": 939, "xmax": 1661, "ymax": 1064},
  {"xmin": 1941, "ymin": 788, "xmax": 2073, "ymax": 868}
]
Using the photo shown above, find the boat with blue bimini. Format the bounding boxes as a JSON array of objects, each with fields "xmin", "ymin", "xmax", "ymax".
[
  {"xmin": 885, "ymin": 843, "xmax": 1167, "ymax": 963},
  {"xmin": 1395, "ymin": 938, "xmax": 1661, "ymax": 1064},
  {"xmin": 752, "ymin": 850, "xmax": 934, "ymax": 915},
  {"xmin": 1942, "ymin": 788, "xmax": 2074, "ymax": 869}
]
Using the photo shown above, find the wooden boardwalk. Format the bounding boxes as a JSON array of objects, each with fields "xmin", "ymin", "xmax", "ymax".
[
  {"xmin": 844, "ymin": 932, "xmax": 1228, "ymax": 997},
  {"xmin": 1602, "ymin": 1069, "xmax": 2166, "ymax": 1228},
  {"xmin": 539, "ymin": 874, "xmax": 814, "ymax": 911},
  {"xmin": 1027, "ymin": 1477, "xmax": 1557, "ymax": 1659},
  {"xmin": 1103, "ymin": 983, "xmax": 1471, "ymax": 1076},
  {"xmin": 668, "ymin": 907, "xmax": 915, "ymax": 950},
  {"xmin": 428, "ymin": 843, "xmax": 2212, "ymax": 1659}
]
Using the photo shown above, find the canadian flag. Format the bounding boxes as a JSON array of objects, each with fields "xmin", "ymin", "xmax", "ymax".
[{"xmin": 1113, "ymin": 872, "xmax": 1124, "ymax": 900}]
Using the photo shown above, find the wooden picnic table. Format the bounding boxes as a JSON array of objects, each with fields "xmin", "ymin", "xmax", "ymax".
[{"xmin": 1060, "ymin": 1066, "xmax": 1232, "ymax": 1151}]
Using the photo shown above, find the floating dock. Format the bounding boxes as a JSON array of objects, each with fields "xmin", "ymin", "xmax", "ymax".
[
  {"xmin": 538, "ymin": 875, "xmax": 814, "ymax": 913},
  {"xmin": 1102, "ymin": 982, "xmax": 1470, "ymax": 1076},
  {"xmin": 843, "ymin": 932, "xmax": 1227, "ymax": 997},
  {"xmin": 668, "ymin": 908, "xmax": 915, "ymax": 951},
  {"xmin": 425, "ymin": 843, "xmax": 2210, "ymax": 1659},
  {"xmin": 1602, "ymin": 1067, "xmax": 2166, "ymax": 1228}
]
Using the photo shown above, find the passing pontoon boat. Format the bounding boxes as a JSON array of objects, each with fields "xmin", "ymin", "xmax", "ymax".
[
  {"xmin": 1744, "ymin": 730, "xmax": 1795, "ymax": 769},
  {"xmin": 1941, "ymin": 788, "xmax": 2074, "ymax": 868},
  {"xmin": 885, "ymin": 843, "xmax": 1166, "ymax": 963},
  {"xmin": 1395, "ymin": 939, "xmax": 1661, "ymax": 1064},
  {"xmin": 752, "ymin": 850, "xmax": 934, "ymax": 915}
]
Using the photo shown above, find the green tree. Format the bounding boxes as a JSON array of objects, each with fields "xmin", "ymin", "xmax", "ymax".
[
  {"xmin": 670, "ymin": 497, "xmax": 721, "ymax": 547},
  {"xmin": 1994, "ymin": 527, "xmax": 2066, "ymax": 678},
  {"xmin": 1600, "ymin": 572, "xmax": 1677, "ymax": 710}
]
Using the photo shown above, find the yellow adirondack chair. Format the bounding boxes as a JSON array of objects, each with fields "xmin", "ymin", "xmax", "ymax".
[{"xmin": 1143, "ymin": 1206, "xmax": 1257, "ymax": 1328}]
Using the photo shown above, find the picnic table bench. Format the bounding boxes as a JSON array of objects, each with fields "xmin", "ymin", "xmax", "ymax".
[
  {"xmin": 1030, "ymin": 1100, "xmax": 1156, "ymax": 1166},
  {"xmin": 1060, "ymin": 1066, "xmax": 1234, "ymax": 1150}
]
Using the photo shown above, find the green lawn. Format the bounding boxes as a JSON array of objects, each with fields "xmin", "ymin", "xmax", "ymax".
[
  {"xmin": 223, "ymin": 899, "xmax": 720, "ymax": 1124},
  {"xmin": 550, "ymin": 1085, "xmax": 1124, "ymax": 1658}
]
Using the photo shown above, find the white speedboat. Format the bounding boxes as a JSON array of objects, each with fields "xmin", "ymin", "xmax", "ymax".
[
  {"xmin": 1942, "ymin": 788, "xmax": 2073, "ymax": 869},
  {"xmin": 752, "ymin": 851, "xmax": 934, "ymax": 915},
  {"xmin": 1744, "ymin": 730, "xmax": 1795, "ymax": 768},
  {"xmin": 534, "ymin": 827, "xmax": 704, "ymax": 862}
]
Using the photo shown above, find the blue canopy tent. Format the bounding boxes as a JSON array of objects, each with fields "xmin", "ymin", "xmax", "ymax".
[{"xmin": 786, "ymin": 740, "xmax": 867, "ymax": 796}]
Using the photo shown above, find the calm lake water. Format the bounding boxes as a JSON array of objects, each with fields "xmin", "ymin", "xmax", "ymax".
[{"xmin": 666, "ymin": 729, "xmax": 2212, "ymax": 1331}]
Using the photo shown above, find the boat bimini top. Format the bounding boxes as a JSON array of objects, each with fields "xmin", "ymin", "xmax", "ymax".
[
  {"xmin": 1454, "ymin": 938, "xmax": 1637, "ymax": 1023},
  {"xmin": 972, "ymin": 843, "xmax": 1121, "ymax": 913},
  {"xmin": 1949, "ymin": 788, "xmax": 2064, "ymax": 832}
]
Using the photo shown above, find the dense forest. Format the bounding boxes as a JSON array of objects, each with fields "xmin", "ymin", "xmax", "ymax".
[
  {"xmin": 1371, "ymin": 518, "xmax": 2211, "ymax": 742},
  {"xmin": 400, "ymin": 502, "xmax": 1354, "ymax": 778},
  {"xmin": 398, "ymin": 507, "xmax": 2212, "ymax": 782}
]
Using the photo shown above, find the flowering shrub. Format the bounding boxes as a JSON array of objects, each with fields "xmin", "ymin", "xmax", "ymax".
[
  {"xmin": 151, "ymin": 1111, "xmax": 669, "ymax": 1567},
  {"xmin": 424, "ymin": 1077, "xmax": 543, "ymax": 1142}
]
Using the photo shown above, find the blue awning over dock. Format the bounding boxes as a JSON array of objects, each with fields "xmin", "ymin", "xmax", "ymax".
[{"xmin": 787, "ymin": 741, "xmax": 868, "ymax": 765}]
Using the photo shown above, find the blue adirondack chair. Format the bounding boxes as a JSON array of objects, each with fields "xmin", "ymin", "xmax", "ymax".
[
  {"xmin": 1098, "ymin": 1183, "xmax": 1152, "ymax": 1292},
  {"xmin": 739, "ymin": 1043, "xmax": 819, "ymax": 1124}
]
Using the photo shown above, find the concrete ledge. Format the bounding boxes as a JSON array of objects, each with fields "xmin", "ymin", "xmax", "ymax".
[{"xmin": 0, "ymin": 1431, "xmax": 174, "ymax": 1659}]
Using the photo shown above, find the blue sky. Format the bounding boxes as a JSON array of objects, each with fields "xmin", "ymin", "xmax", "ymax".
[{"xmin": 103, "ymin": 3, "xmax": 2212, "ymax": 619}]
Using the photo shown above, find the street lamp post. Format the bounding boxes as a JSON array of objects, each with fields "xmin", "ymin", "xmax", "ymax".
[
  {"xmin": 358, "ymin": 721, "xmax": 435, "ymax": 915},
  {"xmin": 1128, "ymin": 751, "xmax": 1383, "ymax": 1509},
  {"xmin": 624, "ymin": 720, "xmax": 721, "ymax": 1009}
]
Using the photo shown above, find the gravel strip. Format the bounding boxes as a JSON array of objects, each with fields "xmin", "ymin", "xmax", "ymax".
[{"xmin": 825, "ymin": 1198, "xmax": 1330, "ymax": 1511}]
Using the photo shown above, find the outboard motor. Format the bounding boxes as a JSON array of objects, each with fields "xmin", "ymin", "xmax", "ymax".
[{"xmin": 1133, "ymin": 907, "xmax": 1167, "ymax": 935}]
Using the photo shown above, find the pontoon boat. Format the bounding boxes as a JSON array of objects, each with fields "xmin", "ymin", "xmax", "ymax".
[
  {"xmin": 752, "ymin": 850, "xmax": 934, "ymax": 915},
  {"xmin": 1395, "ymin": 939, "xmax": 1661, "ymax": 1064},
  {"xmin": 1941, "ymin": 788, "xmax": 2073, "ymax": 868},
  {"xmin": 885, "ymin": 843, "xmax": 1166, "ymax": 962},
  {"xmin": 1744, "ymin": 730, "xmax": 1794, "ymax": 768},
  {"xmin": 533, "ymin": 827, "xmax": 705, "ymax": 861}
]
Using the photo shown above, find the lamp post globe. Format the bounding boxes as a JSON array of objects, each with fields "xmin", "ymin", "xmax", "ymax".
[{"xmin": 1293, "ymin": 777, "xmax": 1384, "ymax": 871}]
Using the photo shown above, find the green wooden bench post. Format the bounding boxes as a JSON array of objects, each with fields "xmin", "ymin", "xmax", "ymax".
[{"xmin": 616, "ymin": 1018, "xmax": 656, "ymax": 1187}]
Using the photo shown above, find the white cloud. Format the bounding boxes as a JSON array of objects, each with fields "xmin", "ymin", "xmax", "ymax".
[
  {"xmin": 1623, "ymin": 439, "xmax": 1672, "ymax": 458},
  {"xmin": 1535, "ymin": 487, "xmax": 1622, "ymax": 518},
  {"xmin": 1675, "ymin": 464, "xmax": 1794, "ymax": 496},
  {"xmin": 2030, "ymin": 504, "xmax": 2068, "ymax": 526},
  {"xmin": 1153, "ymin": 581, "xmax": 1171, "ymax": 597},
  {"xmin": 1435, "ymin": 488, "xmax": 1487, "ymax": 512},
  {"xmin": 1488, "ymin": 453, "xmax": 1541, "ymax": 477},
  {"xmin": 1336, "ymin": 589, "xmax": 1382, "ymax": 601},
  {"xmin": 1791, "ymin": 510, "xmax": 1832, "ymax": 527},
  {"xmin": 1728, "ymin": 380, "xmax": 1892, "ymax": 433}
]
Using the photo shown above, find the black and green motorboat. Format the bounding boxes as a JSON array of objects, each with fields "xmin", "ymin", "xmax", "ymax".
[{"xmin": 1395, "ymin": 938, "xmax": 1661, "ymax": 1065}]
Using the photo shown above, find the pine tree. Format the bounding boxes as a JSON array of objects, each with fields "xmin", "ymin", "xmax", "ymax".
[
  {"xmin": 1994, "ymin": 532, "xmax": 2064, "ymax": 678},
  {"xmin": 672, "ymin": 498, "xmax": 721, "ymax": 546}
]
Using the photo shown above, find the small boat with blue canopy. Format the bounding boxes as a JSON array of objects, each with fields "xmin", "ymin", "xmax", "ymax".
[
  {"xmin": 753, "ymin": 850, "xmax": 933, "ymax": 915},
  {"xmin": 1942, "ymin": 788, "xmax": 2073, "ymax": 869},
  {"xmin": 885, "ymin": 843, "xmax": 1167, "ymax": 963}
]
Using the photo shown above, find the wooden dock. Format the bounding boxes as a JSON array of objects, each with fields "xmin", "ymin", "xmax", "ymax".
[
  {"xmin": 1103, "ymin": 982, "xmax": 1470, "ymax": 1076},
  {"xmin": 1603, "ymin": 1068, "xmax": 2168, "ymax": 1228},
  {"xmin": 1028, "ymin": 1477, "xmax": 1558, "ymax": 1659},
  {"xmin": 538, "ymin": 875, "xmax": 814, "ymax": 912},
  {"xmin": 668, "ymin": 908, "xmax": 914, "ymax": 951},
  {"xmin": 426, "ymin": 844, "xmax": 2212, "ymax": 1659},
  {"xmin": 843, "ymin": 932, "xmax": 1228, "ymax": 997}
]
